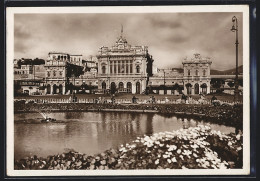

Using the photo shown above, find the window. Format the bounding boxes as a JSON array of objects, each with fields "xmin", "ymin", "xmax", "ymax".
[
  {"xmin": 47, "ymin": 72, "xmax": 50, "ymax": 77},
  {"xmin": 203, "ymin": 69, "xmax": 206, "ymax": 76},
  {"xmin": 130, "ymin": 64, "xmax": 133, "ymax": 73},
  {"xmin": 114, "ymin": 63, "xmax": 117, "ymax": 73},
  {"xmin": 136, "ymin": 65, "xmax": 140, "ymax": 73},
  {"xmin": 195, "ymin": 70, "xmax": 199, "ymax": 76},
  {"xmin": 53, "ymin": 71, "xmax": 56, "ymax": 76},
  {"xmin": 188, "ymin": 70, "xmax": 190, "ymax": 76},
  {"xmin": 102, "ymin": 65, "xmax": 106, "ymax": 74},
  {"xmin": 110, "ymin": 65, "xmax": 113, "ymax": 73},
  {"xmin": 60, "ymin": 71, "xmax": 63, "ymax": 76}
]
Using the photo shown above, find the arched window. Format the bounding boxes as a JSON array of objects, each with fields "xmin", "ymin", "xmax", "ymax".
[
  {"xmin": 119, "ymin": 82, "xmax": 124, "ymax": 91},
  {"xmin": 136, "ymin": 65, "xmax": 140, "ymax": 73},
  {"xmin": 127, "ymin": 82, "xmax": 132, "ymax": 93},
  {"xmin": 188, "ymin": 70, "xmax": 190, "ymax": 76},
  {"xmin": 102, "ymin": 82, "xmax": 106, "ymax": 90},
  {"xmin": 102, "ymin": 65, "xmax": 106, "ymax": 74},
  {"xmin": 53, "ymin": 71, "xmax": 56, "ymax": 76},
  {"xmin": 203, "ymin": 69, "xmax": 206, "ymax": 76}
]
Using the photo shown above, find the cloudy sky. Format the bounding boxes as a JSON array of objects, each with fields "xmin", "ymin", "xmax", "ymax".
[{"xmin": 14, "ymin": 12, "xmax": 243, "ymax": 70}]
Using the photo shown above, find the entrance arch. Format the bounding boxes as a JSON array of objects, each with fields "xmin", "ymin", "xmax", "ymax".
[
  {"xmin": 185, "ymin": 83, "xmax": 192, "ymax": 95},
  {"xmin": 59, "ymin": 84, "xmax": 63, "ymax": 94},
  {"xmin": 111, "ymin": 82, "xmax": 116, "ymax": 94},
  {"xmin": 46, "ymin": 84, "xmax": 51, "ymax": 94},
  {"xmin": 102, "ymin": 82, "xmax": 106, "ymax": 93},
  {"xmin": 127, "ymin": 82, "xmax": 132, "ymax": 93},
  {"xmin": 136, "ymin": 82, "xmax": 140, "ymax": 94},
  {"xmin": 53, "ymin": 84, "xmax": 57, "ymax": 94},
  {"xmin": 194, "ymin": 83, "xmax": 199, "ymax": 94},
  {"xmin": 119, "ymin": 82, "xmax": 124, "ymax": 92},
  {"xmin": 201, "ymin": 83, "xmax": 207, "ymax": 94}
]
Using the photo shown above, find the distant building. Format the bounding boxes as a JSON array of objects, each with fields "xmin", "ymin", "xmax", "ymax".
[
  {"xmin": 97, "ymin": 30, "xmax": 154, "ymax": 94},
  {"xmin": 182, "ymin": 53, "xmax": 212, "ymax": 95},
  {"xmin": 70, "ymin": 55, "xmax": 83, "ymax": 66}
]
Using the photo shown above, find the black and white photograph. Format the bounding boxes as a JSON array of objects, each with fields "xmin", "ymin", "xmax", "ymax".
[{"xmin": 6, "ymin": 5, "xmax": 250, "ymax": 176}]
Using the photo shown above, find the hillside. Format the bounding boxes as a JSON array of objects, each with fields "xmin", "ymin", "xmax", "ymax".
[{"xmin": 211, "ymin": 65, "xmax": 243, "ymax": 75}]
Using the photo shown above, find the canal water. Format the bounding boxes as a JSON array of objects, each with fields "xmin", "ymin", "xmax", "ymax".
[{"xmin": 14, "ymin": 112, "xmax": 235, "ymax": 160}]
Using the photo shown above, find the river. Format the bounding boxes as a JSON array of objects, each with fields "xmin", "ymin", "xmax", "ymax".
[{"xmin": 14, "ymin": 111, "xmax": 235, "ymax": 160}]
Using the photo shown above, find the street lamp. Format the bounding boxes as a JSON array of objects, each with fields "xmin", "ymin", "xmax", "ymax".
[{"xmin": 231, "ymin": 16, "xmax": 239, "ymax": 101}]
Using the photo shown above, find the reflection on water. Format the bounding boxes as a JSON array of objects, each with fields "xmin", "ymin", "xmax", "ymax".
[{"xmin": 14, "ymin": 112, "xmax": 235, "ymax": 160}]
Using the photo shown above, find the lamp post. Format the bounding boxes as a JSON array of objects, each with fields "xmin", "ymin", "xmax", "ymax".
[
  {"xmin": 163, "ymin": 70, "xmax": 166, "ymax": 95},
  {"xmin": 231, "ymin": 16, "xmax": 239, "ymax": 101}
]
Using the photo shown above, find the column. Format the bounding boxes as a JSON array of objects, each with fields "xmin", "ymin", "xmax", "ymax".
[
  {"xmin": 124, "ymin": 60, "xmax": 127, "ymax": 75},
  {"xmin": 63, "ymin": 84, "xmax": 66, "ymax": 95},
  {"xmin": 50, "ymin": 84, "xmax": 53, "ymax": 95},
  {"xmin": 112, "ymin": 60, "xmax": 114, "ymax": 74},
  {"xmin": 132, "ymin": 82, "xmax": 136, "ymax": 94},
  {"xmin": 207, "ymin": 82, "xmax": 210, "ymax": 94},
  {"xmin": 128, "ymin": 60, "xmax": 130, "ymax": 75}
]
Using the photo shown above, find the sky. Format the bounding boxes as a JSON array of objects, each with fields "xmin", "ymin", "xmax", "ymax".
[{"xmin": 14, "ymin": 12, "xmax": 243, "ymax": 70}]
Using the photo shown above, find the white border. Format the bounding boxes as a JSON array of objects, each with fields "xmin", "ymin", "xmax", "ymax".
[{"xmin": 6, "ymin": 5, "xmax": 250, "ymax": 176}]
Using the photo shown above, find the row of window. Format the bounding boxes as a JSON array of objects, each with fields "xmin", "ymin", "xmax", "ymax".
[
  {"xmin": 187, "ymin": 69, "xmax": 207, "ymax": 76},
  {"xmin": 101, "ymin": 64, "xmax": 141, "ymax": 74},
  {"xmin": 47, "ymin": 71, "xmax": 63, "ymax": 77},
  {"xmin": 14, "ymin": 71, "xmax": 33, "ymax": 74}
]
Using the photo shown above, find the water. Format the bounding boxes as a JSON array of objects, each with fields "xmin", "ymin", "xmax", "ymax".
[{"xmin": 14, "ymin": 112, "xmax": 235, "ymax": 160}]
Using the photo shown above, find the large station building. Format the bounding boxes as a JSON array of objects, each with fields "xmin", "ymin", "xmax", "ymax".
[{"xmin": 96, "ymin": 32, "xmax": 153, "ymax": 94}]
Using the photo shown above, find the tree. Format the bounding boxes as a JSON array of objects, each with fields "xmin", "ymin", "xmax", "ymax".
[
  {"xmin": 227, "ymin": 81, "xmax": 235, "ymax": 88},
  {"xmin": 210, "ymin": 78, "xmax": 225, "ymax": 93},
  {"xmin": 66, "ymin": 63, "xmax": 84, "ymax": 77}
]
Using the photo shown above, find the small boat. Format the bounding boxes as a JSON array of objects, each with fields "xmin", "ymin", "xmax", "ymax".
[{"xmin": 41, "ymin": 118, "xmax": 56, "ymax": 123}]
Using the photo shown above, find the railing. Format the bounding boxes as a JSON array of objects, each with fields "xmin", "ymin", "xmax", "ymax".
[{"xmin": 14, "ymin": 98, "xmax": 243, "ymax": 105}]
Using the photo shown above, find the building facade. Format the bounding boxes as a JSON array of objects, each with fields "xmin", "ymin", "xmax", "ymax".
[
  {"xmin": 97, "ymin": 33, "xmax": 153, "ymax": 94},
  {"xmin": 44, "ymin": 52, "xmax": 68, "ymax": 94},
  {"xmin": 182, "ymin": 53, "xmax": 212, "ymax": 95}
]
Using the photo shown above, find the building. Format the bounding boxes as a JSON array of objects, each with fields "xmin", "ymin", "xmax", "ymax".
[
  {"xmin": 19, "ymin": 79, "xmax": 45, "ymax": 95},
  {"xmin": 182, "ymin": 53, "xmax": 212, "ymax": 95},
  {"xmin": 96, "ymin": 30, "xmax": 154, "ymax": 94},
  {"xmin": 70, "ymin": 55, "xmax": 83, "ymax": 66},
  {"xmin": 44, "ymin": 52, "xmax": 68, "ymax": 94},
  {"xmin": 149, "ymin": 69, "xmax": 184, "ymax": 95}
]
